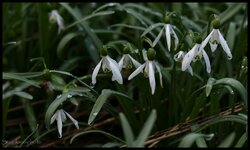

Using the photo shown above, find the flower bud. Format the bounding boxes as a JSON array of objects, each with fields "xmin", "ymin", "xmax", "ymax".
[
  {"xmin": 100, "ymin": 46, "xmax": 108, "ymax": 56},
  {"xmin": 212, "ymin": 18, "xmax": 220, "ymax": 29},
  {"xmin": 123, "ymin": 43, "xmax": 131, "ymax": 54},
  {"xmin": 147, "ymin": 48, "xmax": 156, "ymax": 60}
]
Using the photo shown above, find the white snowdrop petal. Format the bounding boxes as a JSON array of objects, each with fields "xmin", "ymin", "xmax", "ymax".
[
  {"xmin": 64, "ymin": 111, "xmax": 79, "ymax": 129},
  {"xmin": 200, "ymin": 29, "xmax": 214, "ymax": 50},
  {"xmin": 106, "ymin": 56, "xmax": 123, "ymax": 84},
  {"xmin": 128, "ymin": 63, "xmax": 146, "ymax": 80},
  {"xmin": 218, "ymin": 30, "xmax": 232, "ymax": 59},
  {"xmin": 187, "ymin": 66, "xmax": 193, "ymax": 76},
  {"xmin": 155, "ymin": 62, "xmax": 163, "ymax": 88},
  {"xmin": 209, "ymin": 42, "xmax": 218, "ymax": 52},
  {"xmin": 118, "ymin": 55, "xmax": 125, "ymax": 70},
  {"xmin": 128, "ymin": 55, "xmax": 141, "ymax": 68},
  {"xmin": 165, "ymin": 24, "xmax": 171, "ymax": 51},
  {"xmin": 57, "ymin": 111, "xmax": 63, "ymax": 138},
  {"xmin": 148, "ymin": 61, "xmax": 156, "ymax": 95},
  {"xmin": 182, "ymin": 44, "xmax": 198, "ymax": 71},
  {"xmin": 50, "ymin": 110, "xmax": 58, "ymax": 124},
  {"xmin": 92, "ymin": 58, "xmax": 103, "ymax": 85},
  {"xmin": 202, "ymin": 50, "xmax": 211, "ymax": 73}
]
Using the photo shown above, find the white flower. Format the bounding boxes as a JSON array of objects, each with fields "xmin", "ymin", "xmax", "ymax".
[
  {"xmin": 128, "ymin": 50, "xmax": 162, "ymax": 95},
  {"xmin": 200, "ymin": 29, "xmax": 232, "ymax": 59},
  {"xmin": 50, "ymin": 109, "xmax": 79, "ymax": 138},
  {"xmin": 174, "ymin": 51, "xmax": 193, "ymax": 76},
  {"xmin": 118, "ymin": 54, "xmax": 141, "ymax": 70},
  {"xmin": 165, "ymin": 24, "xmax": 179, "ymax": 51},
  {"xmin": 49, "ymin": 10, "xmax": 65, "ymax": 34},
  {"xmin": 182, "ymin": 44, "xmax": 211, "ymax": 73},
  {"xmin": 92, "ymin": 55, "xmax": 123, "ymax": 85}
]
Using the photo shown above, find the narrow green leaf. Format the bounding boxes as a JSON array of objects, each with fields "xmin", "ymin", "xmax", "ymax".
[
  {"xmin": 3, "ymin": 72, "xmax": 40, "ymax": 88},
  {"xmin": 123, "ymin": 3, "xmax": 162, "ymax": 18},
  {"xmin": 9, "ymin": 72, "xmax": 45, "ymax": 78},
  {"xmin": 226, "ymin": 22, "xmax": 236, "ymax": 50},
  {"xmin": 92, "ymin": 3, "xmax": 120, "ymax": 14},
  {"xmin": 215, "ymin": 78, "xmax": 247, "ymax": 109},
  {"xmin": 70, "ymin": 130, "xmax": 126, "ymax": 144},
  {"xmin": 102, "ymin": 142, "xmax": 123, "ymax": 148},
  {"xmin": 195, "ymin": 136, "xmax": 208, "ymax": 148},
  {"xmin": 88, "ymin": 89, "xmax": 131, "ymax": 125},
  {"xmin": 21, "ymin": 99, "xmax": 39, "ymax": 139},
  {"xmin": 134, "ymin": 109, "xmax": 157, "ymax": 147},
  {"xmin": 178, "ymin": 133, "xmax": 214, "ymax": 147},
  {"xmin": 119, "ymin": 113, "xmax": 135, "ymax": 147},
  {"xmin": 194, "ymin": 115, "xmax": 247, "ymax": 133},
  {"xmin": 66, "ymin": 11, "xmax": 115, "ymax": 29},
  {"xmin": 60, "ymin": 3, "xmax": 102, "ymax": 63},
  {"xmin": 2, "ymin": 98, "xmax": 11, "ymax": 138},
  {"xmin": 219, "ymin": 3, "xmax": 245, "ymax": 24},
  {"xmin": 206, "ymin": 77, "xmax": 216, "ymax": 97},
  {"xmin": 218, "ymin": 132, "xmax": 236, "ymax": 147},
  {"xmin": 19, "ymin": 124, "xmax": 39, "ymax": 147},
  {"xmin": 57, "ymin": 32, "xmax": 82, "ymax": 59},
  {"xmin": 235, "ymin": 132, "xmax": 247, "ymax": 147},
  {"xmin": 141, "ymin": 23, "xmax": 165, "ymax": 37},
  {"xmin": 110, "ymin": 24, "xmax": 145, "ymax": 31},
  {"xmin": 45, "ymin": 93, "xmax": 69, "ymax": 129},
  {"xmin": 14, "ymin": 91, "xmax": 33, "ymax": 100}
]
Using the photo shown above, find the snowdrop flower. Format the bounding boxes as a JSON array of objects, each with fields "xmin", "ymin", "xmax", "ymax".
[
  {"xmin": 128, "ymin": 48, "xmax": 163, "ymax": 95},
  {"xmin": 182, "ymin": 37, "xmax": 211, "ymax": 73},
  {"xmin": 174, "ymin": 51, "xmax": 193, "ymax": 76},
  {"xmin": 164, "ymin": 14, "xmax": 179, "ymax": 51},
  {"xmin": 50, "ymin": 109, "xmax": 79, "ymax": 138},
  {"xmin": 92, "ymin": 46, "xmax": 123, "ymax": 85},
  {"xmin": 118, "ymin": 43, "xmax": 141, "ymax": 70},
  {"xmin": 49, "ymin": 10, "xmax": 65, "ymax": 34},
  {"xmin": 200, "ymin": 18, "xmax": 232, "ymax": 59}
]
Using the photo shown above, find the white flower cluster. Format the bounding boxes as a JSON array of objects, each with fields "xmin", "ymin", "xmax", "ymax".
[{"xmin": 92, "ymin": 45, "xmax": 162, "ymax": 95}]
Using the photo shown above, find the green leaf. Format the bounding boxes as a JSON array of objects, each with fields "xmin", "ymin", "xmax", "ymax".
[
  {"xmin": 70, "ymin": 130, "xmax": 126, "ymax": 144},
  {"xmin": 66, "ymin": 11, "xmax": 115, "ymax": 29},
  {"xmin": 215, "ymin": 78, "xmax": 247, "ymax": 109},
  {"xmin": 235, "ymin": 132, "xmax": 247, "ymax": 147},
  {"xmin": 194, "ymin": 115, "xmax": 247, "ymax": 133},
  {"xmin": 218, "ymin": 132, "xmax": 236, "ymax": 147},
  {"xmin": 57, "ymin": 32, "xmax": 82, "ymax": 59},
  {"xmin": 205, "ymin": 77, "xmax": 216, "ymax": 97},
  {"xmin": 134, "ymin": 109, "xmax": 157, "ymax": 147},
  {"xmin": 3, "ymin": 72, "xmax": 40, "ymax": 88},
  {"xmin": 219, "ymin": 3, "xmax": 245, "ymax": 24},
  {"xmin": 14, "ymin": 91, "xmax": 33, "ymax": 100},
  {"xmin": 226, "ymin": 22, "xmax": 236, "ymax": 50},
  {"xmin": 141, "ymin": 23, "xmax": 165, "ymax": 37},
  {"xmin": 119, "ymin": 113, "xmax": 135, "ymax": 147},
  {"xmin": 9, "ymin": 71, "xmax": 45, "ymax": 78},
  {"xmin": 88, "ymin": 89, "xmax": 131, "ymax": 125},
  {"xmin": 178, "ymin": 133, "xmax": 214, "ymax": 147},
  {"xmin": 110, "ymin": 24, "xmax": 145, "ymax": 31},
  {"xmin": 123, "ymin": 3, "xmax": 162, "ymax": 18},
  {"xmin": 45, "ymin": 92, "xmax": 69, "ymax": 129},
  {"xmin": 19, "ymin": 124, "xmax": 39, "ymax": 147}
]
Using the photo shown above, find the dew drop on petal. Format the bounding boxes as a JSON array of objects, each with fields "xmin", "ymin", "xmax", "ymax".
[{"xmin": 93, "ymin": 112, "xmax": 98, "ymax": 116}]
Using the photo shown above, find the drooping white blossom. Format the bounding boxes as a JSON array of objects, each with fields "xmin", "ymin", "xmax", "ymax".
[
  {"xmin": 200, "ymin": 29, "xmax": 232, "ymax": 59},
  {"xmin": 49, "ymin": 10, "xmax": 65, "ymax": 34},
  {"xmin": 92, "ymin": 55, "xmax": 123, "ymax": 85},
  {"xmin": 50, "ymin": 109, "xmax": 79, "ymax": 138}
]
